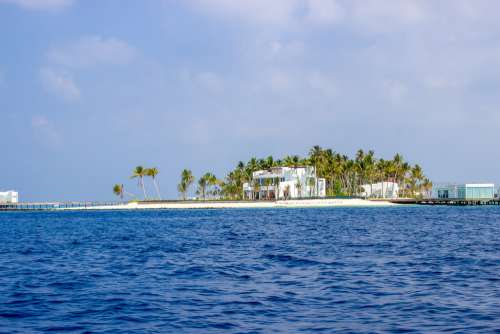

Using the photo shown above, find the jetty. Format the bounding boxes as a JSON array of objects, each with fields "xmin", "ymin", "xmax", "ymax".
[
  {"xmin": 0, "ymin": 202, "xmax": 121, "ymax": 211},
  {"xmin": 390, "ymin": 198, "xmax": 500, "ymax": 206},
  {"xmin": 2, "ymin": 197, "xmax": 500, "ymax": 211}
]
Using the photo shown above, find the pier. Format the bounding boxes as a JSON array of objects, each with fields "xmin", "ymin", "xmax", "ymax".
[
  {"xmin": 0, "ymin": 202, "xmax": 121, "ymax": 211},
  {"xmin": 390, "ymin": 198, "xmax": 500, "ymax": 206},
  {"xmin": 1, "ymin": 198, "xmax": 499, "ymax": 211}
]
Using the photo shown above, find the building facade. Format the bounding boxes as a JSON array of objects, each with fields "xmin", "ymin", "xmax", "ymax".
[
  {"xmin": 0, "ymin": 191, "xmax": 19, "ymax": 203},
  {"xmin": 432, "ymin": 183, "xmax": 495, "ymax": 200},
  {"xmin": 243, "ymin": 167, "xmax": 326, "ymax": 200},
  {"xmin": 359, "ymin": 182, "xmax": 399, "ymax": 199}
]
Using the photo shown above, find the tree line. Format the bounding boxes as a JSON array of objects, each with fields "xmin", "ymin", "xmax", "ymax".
[
  {"xmin": 113, "ymin": 166, "xmax": 161, "ymax": 201},
  {"xmin": 113, "ymin": 146, "xmax": 432, "ymax": 201},
  {"xmin": 176, "ymin": 146, "xmax": 431, "ymax": 200}
]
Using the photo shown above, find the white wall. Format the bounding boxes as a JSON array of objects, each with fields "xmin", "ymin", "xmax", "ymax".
[
  {"xmin": 360, "ymin": 182, "xmax": 399, "ymax": 199},
  {"xmin": 0, "ymin": 191, "xmax": 19, "ymax": 203}
]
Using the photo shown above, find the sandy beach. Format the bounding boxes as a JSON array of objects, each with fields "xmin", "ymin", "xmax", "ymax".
[{"xmin": 72, "ymin": 198, "xmax": 397, "ymax": 210}]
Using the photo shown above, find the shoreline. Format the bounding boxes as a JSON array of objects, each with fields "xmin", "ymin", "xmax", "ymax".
[{"xmin": 69, "ymin": 198, "xmax": 398, "ymax": 210}]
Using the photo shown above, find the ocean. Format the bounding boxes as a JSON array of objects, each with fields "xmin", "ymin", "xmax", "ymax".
[{"xmin": 0, "ymin": 207, "xmax": 499, "ymax": 333}]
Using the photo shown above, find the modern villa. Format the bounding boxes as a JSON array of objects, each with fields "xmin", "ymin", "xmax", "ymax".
[
  {"xmin": 243, "ymin": 167, "xmax": 326, "ymax": 200},
  {"xmin": 432, "ymin": 183, "xmax": 495, "ymax": 200},
  {"xmin": 360, "ymin": 182, "xmax": 399, "ymax": 199},
  {"xmin": 0, "ymin": 190, "xmax": 19, "ymax": 203}
]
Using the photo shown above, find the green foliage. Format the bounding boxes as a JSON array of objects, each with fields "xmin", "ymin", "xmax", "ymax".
[
  {"xmin": 178, "ymin": 169, "xmax": 194, "ymax": 200},
  {"xmin": 131, "ymin": 166, "xmax": 148, "ymax": 200},
  {"xmin": 213, "ymin": 146, "xmax": 430, "ymax": 199},
  {"xmin": 116, "ymin": 146, "xmax": 430, "ymax": 202},
  {"xmin": 113, "ymin": 184, "xmax": 124, "ymax": 199}
]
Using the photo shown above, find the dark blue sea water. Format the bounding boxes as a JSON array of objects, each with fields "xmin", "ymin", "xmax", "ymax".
[{"xmin": 0, "ymin": 207, "xmax": 499, "ymax": 333}]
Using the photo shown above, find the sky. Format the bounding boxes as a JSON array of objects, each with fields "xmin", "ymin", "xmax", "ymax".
[{"xmin": 1, "ymin": 0, "xmax": 500, "ymax": 201}]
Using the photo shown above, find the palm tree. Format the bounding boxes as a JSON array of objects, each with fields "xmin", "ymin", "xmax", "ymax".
[
  {"xmin": 274, "ymin": 177, "xmax": 281, "ymax": 200},
  {"xmin": 421, "ymin": 178, "xmax": 433, "ymax": 199},
  {"xmin": 364, "ymin": 150, "xmax": 375, "ymax": 197},
  {"xmin": 131, "ymin": 166, "xmax": 148, "ymax": 200},
  {"xmin": 146, "ymin": 167, "xmax": 161, "ymax": 200},
  {"xmin": 253, "ymin": 179, "xmax": 261, "ymax": 200},
  {"xmin": 113, "ymin": 184, "xmax": 124, "ymax": 200},
  {"xmin": 284, "ymin": 184, "xmax": 291, "ymax": 200},
  {"xmin": 391, "ymin": 153, "xmax": 403, "ymax": 197},
  {"xmin": 400, "ymin": 162, "xmax": 411, "ymax": 197},
  {"xmin": 243, "ymin": 168, "xmax": 253, "ymax": 199},
  {"xmin": 247, "ymin": 157, "xmax": 259, "ymax": 173},
  {"xmin": 410, "ymin": 164, "xmax": 424, "ymax": 197},
  {"xmin": 308, "ymin": 177, "xmax": 316, "ymax": 197},
  {"xmin": 178, "ymin": 169, "xmax": 194, "ymax": 200},
  {"xmin": 309, "ymin": 145, "xmax": 323, "ymax": 196},
  {"xmin": 264, "ymin": 156, "xmax": 274, "ymax": 169},
  {"xmin": 197, "ymin": 173, "xmax": 209, "ymax": 200},
  {"xmin": 192, "ymin": 146, "xmax": 430, "ymax": 201},
  {"xmin": 295, "ymin": 178, "xmax": 302, "ymax": 198},
  {"xmin": 264, "ymin": 178, "xmax": 272, "ymax": 199}
]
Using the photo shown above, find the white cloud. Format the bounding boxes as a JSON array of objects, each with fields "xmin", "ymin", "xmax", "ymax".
[
  {"xmin": 0, "ymin": 0, "xmax": 73, "ymax": 10},
  {"xmin": 186, "ymin": 0, "xmax": 429, "ymax": 30},
  {"xmin": 179, "ymin": 69, "xmax": 224, "ymax": 94},
  {"xmin": 196, "ymin": 72, "xmax": 223, "ymax": 93},
  {"xmin": 382, "ymin": 80, "xmax": 408, "ymax": 104},
  {"xmin": 31, "ymin": 116, "xmax": 63, "ymax": 149},
  {"xmin": 424, "ymin": 76, "xmax": 465, "ymax": 90},
  {"xmin": 266, "ymin": 40, "xmax": 304, "ymax": 60},
  {"xmin": 349, "ymin": 0, "xmax": 427, "ymax": 33},
  {"xmin": 305, "ymin": 0, "xmax": 344, "ymax": 24},
  {"xmin": 40, "ymin": 67, "xmax": 80, "ymax": 101},
  {"xmin": 47, "ymin": 36, "xmax": 136, "ymax": 68},
  {"xmin": 39, "ymin": 35, "xmax": 136, "ymax": 102},
  {"xmin": 269, "ymin": 70, "xmax": 293, "ymax": 93},
  {"xmin": 307, "ymin": 71, "xmax": 337, "ymax": 97},
  {"xmin": 189, "ymin": 0, "xmax": 300, "ymax": 25}
]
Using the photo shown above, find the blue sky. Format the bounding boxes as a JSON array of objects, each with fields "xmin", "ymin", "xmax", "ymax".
[{"xmin": 1, "ymin": 0, "xmax": 500, "ymax": 201}]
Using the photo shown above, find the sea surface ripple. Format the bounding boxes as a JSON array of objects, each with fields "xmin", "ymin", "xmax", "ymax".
[{"xmin": 0, "ymin": 207, "xmax": 499, "ymax": 333}]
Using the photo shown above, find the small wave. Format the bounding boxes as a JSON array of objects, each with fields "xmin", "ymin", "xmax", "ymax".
[{"xmin": 263, "ymin": 254, "xmax": 324, "ymax": 267}]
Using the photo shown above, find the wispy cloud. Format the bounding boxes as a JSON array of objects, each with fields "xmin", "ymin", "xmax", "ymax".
[
  {"xmin": 185, "ymin": 0, "xmax": 500, "ymax": 34},
  {"xmin": 40, "ymin": 36, "xmax": 137, "ymax": 101},
  {"xmin": 304, "ymin": 0, "xmax": 345, "ymax": 25},
  {"xmin": 189, "ymin": 0, "xmax": 300, "ymax": 25},
  {"xmin": 0, "ymin": 0, "xmax": 74, "ymax": 11},
  {"xmin": 180, "ymin": 70, "xmax": 225, "ymax": 94},
  {"xmin": 31, "ymin": 115, "xmax": 63, "ymax": 149},
  {"xmin": 186, "ymin": 0, "xmax": 425, "ymax": 28},
  {"xmin": 381, "ymin": 79, "xmax": 408, "ymax": 104},
  {"xmin": 39, "ymin": 67, "xmax": 80, "ymax": 101},
  {"xmin": 47, "ymin": 36, "xmax": 137, "ymax": 68}
]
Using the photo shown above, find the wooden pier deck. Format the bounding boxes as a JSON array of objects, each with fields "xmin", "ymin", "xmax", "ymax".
[
  {"xmin": 0, "ymin": 202, "xmax": 120, "ymax": 211},
  {"xmin": 390, "ymin": 198, "xmax": 500, "ymax": 206}
]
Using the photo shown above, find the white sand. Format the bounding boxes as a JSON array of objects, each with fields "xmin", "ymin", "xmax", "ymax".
[{"xmin": 69, "ymin": 198, "xmax": 397, "ymax": 210}]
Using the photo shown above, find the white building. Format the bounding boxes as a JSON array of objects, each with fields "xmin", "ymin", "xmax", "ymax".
[
  {"xmin": 360, "ymin": 182, "xmax": 399, "ymax": 199},
  {"xmin": 243, "ymin": 167, "xmax": 326, "ymax": 200},
  {"xmin": 432, "ymin": 183, "xmax": 495, "ymax": 200},
  {"xmin": 0, "ymin": 191, "xmax": 19, "ymax": 203}
]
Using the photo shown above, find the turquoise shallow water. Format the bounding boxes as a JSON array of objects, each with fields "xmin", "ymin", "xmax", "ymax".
[{"xmin": 0, "ymin": 207, "xmax": 499, "ymax": 333}]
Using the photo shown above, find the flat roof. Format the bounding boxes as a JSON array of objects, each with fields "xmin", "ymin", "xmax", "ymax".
[
  {"xmin": 434, "ymin": 183, "xmax": 495, "ymax": 188},
  {"xmin": 465, "ymin": 183, "xmax": 495, "ymax": 187}
]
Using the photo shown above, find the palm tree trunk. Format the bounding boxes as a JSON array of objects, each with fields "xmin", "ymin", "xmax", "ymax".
[
  {"xmin": 140, "ymin": 177, "xmax": 148, "ymax": 200},
  {"xmin": 153, "ymin": 179, "xmax": 161, "ymax": 200},
  {"xmin": 124, "ymin": 191, "xmax": 135, "ymax": 199}
]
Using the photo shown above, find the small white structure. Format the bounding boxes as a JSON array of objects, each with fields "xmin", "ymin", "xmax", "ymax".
[
  {"xmin": 360, "ymin": 182, "xmax": 399, "ymax": 199},
  {"xmin": 432, "ymin": 183, "xmax": 495, "ymax": 200},
  {"xmin": 0, "ymin": 191, "xmax": 19, "ymax": 203},
  {"xmin": 243, "ymin": 167, "xmax": 326, "ymax": 200}
]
